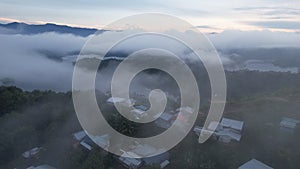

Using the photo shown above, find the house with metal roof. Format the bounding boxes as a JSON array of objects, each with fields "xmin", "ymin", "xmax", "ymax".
[
  {"xmin": 72, "ymin": 130, "xmax": 86, "ymax": 141},
  {"xmin": 221, "ymin": 118, "xmax": 244, "ymax": 131},
  {"xmin": 72, "ymin": 130, "xmax": 110, "ymax": 151},
  {"xmin": 130, "ymin": 105, "xmax": 148, "ymax": 120},
  {"xmin": 107, "ymin": 97, "xmax": 126, "ymax": 104},
  {"xmin": 280, "ymin": 117, "xmax": 300, "ymax": 134},
  {"xmin": 117, "ymin": 144, "xmax": 170, "ymax": 169},
  {"xmin": 26, "ymin": 164, "xmax": 57, "ymax": 169},
  {"xmin": 118, "ymin": 150, "xmax": 144, "ymax": 169},
  {"xmin": 238, "ymin": 159, "xmax": 274, "ymax": 169},
  {"xmin": 80, "ymin": 136, "xmax": 94, "ymax": 151},
  {"xmin": 107, "ymin": 97, "xmax": 135, "ymax": 106},
  {"xmin": 194, "ymin": 117, "xmax": 244, "ymax": 143},
  {"xmin": 22, "ymin": 147, "xmax": 44, "ymax": 159}
]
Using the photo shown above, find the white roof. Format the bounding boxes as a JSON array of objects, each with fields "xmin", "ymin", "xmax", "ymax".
[
  {"xmin": 193, "ymin": 126, "xmax": 215, "ymax": 136},
  {"xmin": 216, "ymin": 129, "xmax": 242, "ymax": 141},
  {"xmin": 107, "ymin": 97, "xmax": 125, "ymax": 103},
  {"xmin": 72, "ymin": 131, "xmax": 87, "ymax": 141},
  {"xmin": 32, "ymin": 165, "xmax": 57, "ymax": 169},
  {"xmin": 160, "ymin": 160, "xmax": 170, "ymax": 168},
  {"xmin": 22, "ymin": 147, "xmax": 41, "ymax": 158},
  {"xmin": 238, "ymin": 159, "xmax": 273, "ymax": 169},
  {"xmin": 221, "ymin": 118, "xmax": 244, "ymax": 131},
  {"xmin": 135, "ymin": 105, "xmax": 148, "ymax": 111},
  {"xmin": 280, "ymin": 120, "xmax": 297, "ymax": 129},
  {"xmin": 119, "ymin": 151, "xmax": 143, "ymax": 167},
  {"xmin": 280, "ymin": 117, "xmax": 300, "ymax": 129},
  {"xmin": 282, "ymin": 117, "xmax": 300, "ymax": 123},
  {"xmin": 27, "ymin": 167, "xmax": 36, "ymax": 169},
  {"xmin": 80, "ymin": 141, "xmax": 92, "ymax": 151}
]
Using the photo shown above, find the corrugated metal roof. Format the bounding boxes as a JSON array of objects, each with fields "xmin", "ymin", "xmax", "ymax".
[
  {"xmin": 160, "ymin": 160, "xmax": 170, "ymax": 168},
  {"xmin": 22, "ymin": 147, "xmax": 42, "ymax": 158},
  {"xmin": 119, "ymin": 151, "xmax": 143, "ymax": 167},
  {"xmin": 72, "ymin": 131, "xmax": 86, "ymax": 141},
  {"xmin": 32, "ymin": 165, "xmax": 57, "ymax": 169},
  {"xmin": 216, "ymin": 129, "xmax": 242, "ymax": 141},
  {"xmin": 135, "ymin": 105, "xmax": 148, "ymax": 111},
  {"xmin": 107, "ymin": 97, "xmax": 125, "ymax": 103},
  {"xmin": 282, "ymin": 117, "xmax": 300, "ymax": 124},
  {"xmin": 280, "ymin": 117, "xmax": 300, "ymax": 129},
  {"xmin": 238, "ymin": 159, "xmax": 273, "ymax": 169},
  {"xmin": 221, "ymin": 118, "xmax": 244, "ymax": 131}
]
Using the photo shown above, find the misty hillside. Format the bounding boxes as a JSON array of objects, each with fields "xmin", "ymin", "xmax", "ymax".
[{"xmin": 1, "ymin": 74, "xmax": 300, "ymax": 169}]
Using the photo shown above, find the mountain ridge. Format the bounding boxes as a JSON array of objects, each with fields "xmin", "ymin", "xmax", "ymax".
[{"xmin": 0, "ymin": 22, "xmax": 105, "ymax": 37}]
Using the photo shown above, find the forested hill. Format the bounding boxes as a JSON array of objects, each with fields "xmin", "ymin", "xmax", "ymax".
[{"xmin": 0, "ymin": 22, "xmax": 103, "ymax": 37}]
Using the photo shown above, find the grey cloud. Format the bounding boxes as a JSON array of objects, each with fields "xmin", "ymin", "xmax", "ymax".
[
  {"xmin": 207, "ymin": 30, "xmax": 300, "ymax": 49},
  {"xmin": 245, "ymin": 21, "xmax": 300, "ymax": 30},
  {"xmin": 195, "ymin": 25, "xmax": 214, "ymax": 29},
  {"xmin": 234, "ymin": 7, "xmax": 300, "ymax": 20}
]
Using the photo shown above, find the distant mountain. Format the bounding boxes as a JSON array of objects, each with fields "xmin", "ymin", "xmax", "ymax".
[{"xmin": 0, "ymin": 22, "xmax": 104, "ymax": 37}]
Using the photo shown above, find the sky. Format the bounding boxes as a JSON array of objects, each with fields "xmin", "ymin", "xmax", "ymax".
[{"xmin": 0, "ymin": 0, "xmax": 300, "ymax": 32}]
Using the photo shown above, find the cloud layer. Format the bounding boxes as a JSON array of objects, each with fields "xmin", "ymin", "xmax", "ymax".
[
  {"xmin": 0, "ymin": 33, "xmax": 86, "ymax": 91},
  {"xmin": 1, "ymin": 29, "xmax": 300, "ymax": 91}
]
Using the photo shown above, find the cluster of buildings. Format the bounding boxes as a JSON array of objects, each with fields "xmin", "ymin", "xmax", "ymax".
[
  {"xmin": 192, "ymin": 117, "xmax": 275, "ymax": 169},
  {"xmin": 106, "ymin": 96, "xmax": 182, "ymax": 122},
  {"xmin": 71, "ymin": 94, "xmax": 300, "ymax": 168},
  {"xmin": 72, "ymin": 130, "xmax": 170, "ymax": 169},
  {"xmin": 194, "ymin": 117, "xmax": 244, "ymax": 144},
  {"xmin": 192, "ymin": 115, "xmax": 300, "ymax": 169}
]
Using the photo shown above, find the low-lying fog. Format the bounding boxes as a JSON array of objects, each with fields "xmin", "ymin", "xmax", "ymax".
[{"xmin": 1, "ymin": 30, "xmax": 300, "ymax": 91}]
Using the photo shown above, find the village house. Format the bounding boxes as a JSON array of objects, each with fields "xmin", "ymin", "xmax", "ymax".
[
  {"xmin": 238, "ymin": 159, "xmax": 274, "ymax": 169},
  {"xmin": 117, "ymin": 144, "xmax": 170, "ymax": 169},
  {"xmin": 107, "ymin": 97, "xmax": 135, "ymax": 107},
  {"xmin": 280, "ymin": 117, "xmax": 300, "ymax": 134},
  {"xmin": 26, "ymin": 164, "xmax": 57, "ymax": 169},
  {"xmin": 22, "ymin": 147, "xmax": 45, "ymax": 159},
  {"xmin": 72, "ymin": 130, "xmax": 110, "ymax": 151},
  {"xmin": 118, "ymin": 150, "xmax": 144, "ymax": 169},
  {"xmin": 130, "ymin": 105, "xmax": 148, "ymax": 120},
  {"xmin": 194, "ymin": 117, "xmax": 244, "ymax": 143}
]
